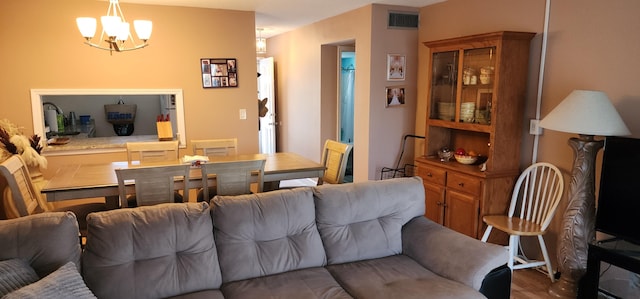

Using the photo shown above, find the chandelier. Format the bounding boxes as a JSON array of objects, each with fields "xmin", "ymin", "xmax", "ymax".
[
  {"xmin": 76, "ymin": 0, "xmax": 152, "ymax": 54},
  {"xmin": 256, "ymin": 28, "xmax": 266, "ymax": 54}
]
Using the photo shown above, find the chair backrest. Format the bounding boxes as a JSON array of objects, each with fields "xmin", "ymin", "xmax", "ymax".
[
  {"xmin": 0, "ymin": 155, "xmax": 47, "ymax": 217},
  {"xmin": 508, "ymin": 162, "xmax": 564, "ymax": 231},
  {"xmin": 126, "ymin": 140, "xmax": 179, "ymax": 163},
  {"xmin": 200, "ymin": 159, "xmax": 265, "ymax": 198},
  {"xmin": 115, "ymin": 164, "xmax": 191, "ymax": 207},
  {"xmin": 321, "ymin": 140, "xmax": 353, "ymax": 184},
  {"xmin": 191, "ymin": 138, "xmax": 238, "ymax": 156}
]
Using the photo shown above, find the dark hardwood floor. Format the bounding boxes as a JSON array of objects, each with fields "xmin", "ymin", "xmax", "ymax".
[{"xmin": 511, "ymin": 269, "xmax": 554, "ymax": 299}]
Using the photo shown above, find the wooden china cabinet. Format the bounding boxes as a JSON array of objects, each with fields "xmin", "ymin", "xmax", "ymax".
[{"xmin": 415, "ymin": 31, "xmax": 535, "ymax": 243}]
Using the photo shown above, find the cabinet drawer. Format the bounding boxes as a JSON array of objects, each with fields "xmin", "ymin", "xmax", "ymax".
[
  {"xmin": 446, "ymin": 172, "xmax": 482, "ymax": 196},
  {"xmin": 416, "ymin": 165, "xmax": 446, "ymax": 185}
]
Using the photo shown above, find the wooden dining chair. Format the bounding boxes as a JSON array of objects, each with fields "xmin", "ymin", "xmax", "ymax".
[
  {"xmin": 126, "ymin": 140, "xmax": 179, "ymax": 163},
  {"xmin": 481, "ymin": 162, "xmax": 564, "ymax": 282},
  {"xmin": 0, "ymin": 155, "xmax": 106, "ymax": 237},
  {"xmin": 200, "ymin": 159, "xmax": 266, "ymax": 200},
  {"xmin": 115, "ymin": 164, "xmax": 191, "ymax": 208},
  {"xmin": 191, "ymin": 138, "xmax": 238, "ymax": 201},
  {"xmin": 125, "ymin": 140, "xmax": 183, "ymax": 204},
  {"xmin": 279, "ymin": 139, "xmax": 352, "ymax": 188},
  {"xmin": 320, "ymin": 139, "xmax": 353, "ymax": 184},
  {"xmin": 191, "ymin": 138, "xmax": 238, "ymax": 156}
]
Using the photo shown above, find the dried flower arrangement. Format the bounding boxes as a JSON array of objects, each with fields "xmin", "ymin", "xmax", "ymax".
[{"xmin": 0, "ymin": 119, "xmax": 47, "ymax": 169}]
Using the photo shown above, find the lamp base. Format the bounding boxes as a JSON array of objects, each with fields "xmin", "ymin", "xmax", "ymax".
[
  {"xmin": 548, "ymin": 275, "xmax": 579, "ymax": 298},
  {"xmin": 548, "ymin": 135, "xmax": 604, "ymax": 298}
]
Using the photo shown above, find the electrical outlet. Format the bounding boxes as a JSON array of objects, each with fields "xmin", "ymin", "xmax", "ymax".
[
  {"xmin": 530, "ymin": 119, "xmax": 543, "ymax": 135},
  {"xmin": 239, "ymin": 109, "xmax": 247, "ymax": 120}
]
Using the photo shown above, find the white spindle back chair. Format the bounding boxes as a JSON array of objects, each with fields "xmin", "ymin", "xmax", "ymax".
[{"xmin": 481, "ymin": 162, "xmax": 564, "ymax": 282}]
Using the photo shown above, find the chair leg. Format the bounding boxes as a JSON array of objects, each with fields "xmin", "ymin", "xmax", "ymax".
[
  {"xmin": 537, "ymin": 235, "xmax": 555, "ymax": 282},
  {"xmin": 508, "ymin": 235, "xmax": 519, "ymax": 269},
  {"xmin": 481, "ymin": 225, "xmax": 493, "ymax": 242}
]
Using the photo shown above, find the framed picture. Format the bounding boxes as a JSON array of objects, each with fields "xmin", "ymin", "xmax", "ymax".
[
  {"xmin": 476, "ymin": 89, "xmax": 492, "ymax": 105},
  {"xmin": 386, "ymin": 86, "xmax": 405, "ymax": 107},
  {"xmin": 475, "ymin": 89, "xmax": 492, "ymax": 124},
  {"xmin": 387, "ymin": 54, "xmax": 405, "ymax": 81},
  {"xmin": 201, "ymin": 58, "xmax": 238, "ymax": 88}
]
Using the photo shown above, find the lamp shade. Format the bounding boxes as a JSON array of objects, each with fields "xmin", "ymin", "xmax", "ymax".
[
  {"xmin": 134, "ymin": 20, "xmax": 152, "ymax": 40},
  {"xmin": 539, "ymin": 90, "xmax": 630, "ymax": 136},
  {"xmin": 76, "ymin": 17, "xmax": 97, "ymax": 38},
  {"xmin": 116, "ymin": 22, "xmax": 130, "ymax": 42},
  {"xmin": 101, "ymin": 16, "xmax": 122, "ymax": 37}
]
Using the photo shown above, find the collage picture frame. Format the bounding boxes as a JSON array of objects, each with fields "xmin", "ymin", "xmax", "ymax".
[{"xmin": 201, "ymin": 58, "xmax": 238, "ymax": 88}]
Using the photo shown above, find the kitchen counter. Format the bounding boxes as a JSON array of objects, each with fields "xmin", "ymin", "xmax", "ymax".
[{"xmin": 43, "ymin": 135, "xmax": 164, "ymax": 156}]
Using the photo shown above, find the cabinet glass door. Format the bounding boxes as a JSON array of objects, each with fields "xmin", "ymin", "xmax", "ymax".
[
  {"xmin": 460, "ymin": 47, "xmax": 496, "ymax": 125},
  {"xmin": 430, "ymin": 51, "xmax": 458, "ymax": 121}
]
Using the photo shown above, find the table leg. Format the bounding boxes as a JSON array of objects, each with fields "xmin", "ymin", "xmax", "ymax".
[
  {"xmin": 105, "ymin": 195, "xmax": 120, "ymax": 209},
  {"xmin": 263, "ymin": 181, "xmax": 280, "ymax": 192}
]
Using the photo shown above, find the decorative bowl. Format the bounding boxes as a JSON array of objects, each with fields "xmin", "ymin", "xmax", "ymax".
[{"xmin": 454, "ymin": 154, "xmax": 478, "ymax": 165}]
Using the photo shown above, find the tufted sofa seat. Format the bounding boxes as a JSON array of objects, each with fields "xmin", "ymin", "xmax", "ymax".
[{"xmin": 0, "ymin": 177, "xmax": 511, "ymax": 299}]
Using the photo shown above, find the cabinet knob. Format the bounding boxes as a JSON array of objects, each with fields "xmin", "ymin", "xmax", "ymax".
[
  {"xmin": 458, "ymin": 182, "xmax": 464, "ymax": 187},
  {"xmin": 427, "ymin": 173, "xmax": 433, "ymax": 177},
  {"xmin": 436, "ymin": 201, "xmax": 442, "ymax": 206}
]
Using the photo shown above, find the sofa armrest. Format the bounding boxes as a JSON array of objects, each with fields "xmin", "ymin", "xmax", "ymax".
[{"xmin": 402, "ymin": 217, "xmax": 508, "ymax": 291}]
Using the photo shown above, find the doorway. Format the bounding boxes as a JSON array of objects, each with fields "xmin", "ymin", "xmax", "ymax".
[
  {"xmin": 339, "ymin": 46, "xmax": 355, "ymax": 182},
  {"xmin": 258, "ymin": 57, "xmax": 276, "ymax": 154}
]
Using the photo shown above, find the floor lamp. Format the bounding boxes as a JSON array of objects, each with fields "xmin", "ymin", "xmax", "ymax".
[{"xmin": 539, "ymin": 90, "xmax": 630, "ymax": 298}]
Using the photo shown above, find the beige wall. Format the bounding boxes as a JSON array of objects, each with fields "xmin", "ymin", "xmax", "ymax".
[
  {"xmin": 418, "ymin": 0, "xmax": 640, "ymax": 269},
  {"xmin": 0, "ymin": 0, "xmax": 259, "ymax": 177},
  {"xmin": 268, "ymin": 4, "xmax": 420, "ymax": 180}
]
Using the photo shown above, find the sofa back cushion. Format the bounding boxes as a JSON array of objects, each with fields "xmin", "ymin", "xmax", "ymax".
[
  {"xmin": 82, "ymin": 202, "xmax": 220, "ymax": 299},
  {"xmin": 313, "ymin": 177, "xmax": 425, "ymax": 264},
  {"xmin": 0, "ymin": 212, "xmax": 81, "ymax": 278},
  {"xmin": 211, "ymin": 188, "xmax": 326, "ymax": 283}
]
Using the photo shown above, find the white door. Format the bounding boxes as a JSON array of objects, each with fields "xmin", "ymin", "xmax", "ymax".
[{"xmin": 258, "ymin": 57, "xmax": 276, "ymax": 154}]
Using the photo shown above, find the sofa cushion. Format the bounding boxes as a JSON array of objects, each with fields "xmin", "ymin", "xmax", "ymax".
[
  {"xmin": 82, "ymin": 202, "xmax": 220, "ymax": 299},
  {"xmin": 0, "ymin": 212, "xmax": 82, "ymax": 278},
  {"xmin": 0, "ymin": 258, "xmax": 39, "ymax": 296},
  {"xmin": 211, "ymin": 188, "xmax": 326, "ymax": 283},
  {"xmin": 3, "ymin": 262, "xmax": 96, "ymax": 299},
  {"xmin": 165, "ymin": 289, "xmax": 225, "ymax": 299},
  {"xmin": 313, "ymin": 177, "xmax": 425, "ymax": 264},
  {"xmin": 326, "ymin": 255, "xmax": 485, "ymax": 299},
  {"xmin": 221, "ymin": 267, "xmax": 352, "ymax": 299}
]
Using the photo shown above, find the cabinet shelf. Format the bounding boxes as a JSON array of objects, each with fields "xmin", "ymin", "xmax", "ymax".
[{"xmin": 428, "ymin": 120, "xmax": 492, "ymax": 133}]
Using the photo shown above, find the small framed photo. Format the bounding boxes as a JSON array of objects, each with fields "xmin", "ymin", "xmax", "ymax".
[
  {"xmin": 386, "ymin": 86, "xmax": 405, "ymax": 107},
  {"xmin": 201, "ymin": 58, "xmax": 238, "ymax": 88},
  {"xmin": 387, "ymin": 54, "xmax": 405, "ymax": 81},
  {"xmin": 476, "ymin": 89, "xmax": 492, "ymax": 105}
]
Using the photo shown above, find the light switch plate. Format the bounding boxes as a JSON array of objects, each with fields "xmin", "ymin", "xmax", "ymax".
[{"xmin": 239, "ymin": 109, "xmax": 247, "ymax": 120}]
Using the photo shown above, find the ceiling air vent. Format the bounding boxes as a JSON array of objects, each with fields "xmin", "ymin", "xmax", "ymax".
[{"xmin": 388, "ymin": 11, "xmax": 419, "ymax": 29}]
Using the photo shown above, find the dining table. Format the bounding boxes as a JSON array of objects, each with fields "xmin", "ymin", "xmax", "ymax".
[{"xmin": 41, "ymin": 152, "xmax": 325, "ymax": 209}]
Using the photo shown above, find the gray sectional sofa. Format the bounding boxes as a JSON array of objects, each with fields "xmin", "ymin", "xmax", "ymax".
[{"xmin": 0, "ymin": 177, "xmax": 511, "ymax": 299}]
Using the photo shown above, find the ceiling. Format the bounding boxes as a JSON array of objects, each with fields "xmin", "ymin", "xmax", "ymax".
[{"xmin": 120, "ymin": 0, "xmax": 444, "ymax": 37}]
